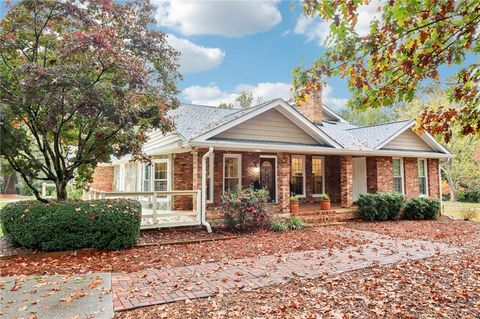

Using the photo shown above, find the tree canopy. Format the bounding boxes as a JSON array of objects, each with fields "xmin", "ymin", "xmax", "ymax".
[
  {"xmin": 0, "ymin": 0, "xmax": 180, "ymax": 201},
  {"xmin": 292, "ymin": 0, "xmax": 479, "ymax": 141}
]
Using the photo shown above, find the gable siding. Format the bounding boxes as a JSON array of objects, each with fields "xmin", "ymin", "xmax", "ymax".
[
  {"xmin": 214, "ymin": 109, "xmax": 321, "ymax": 145},
  {"xmin": 382, "ymin": 129, "xmax": 433, "ymax": 151}
]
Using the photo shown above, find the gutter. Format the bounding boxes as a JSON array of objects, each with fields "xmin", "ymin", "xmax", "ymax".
[
  {"xmin": 201, "ymin": 147, "xmax": 213, "ymax": 233},
  {"xmin": 190, "ymin": 140, "xmax": 452, "ymax": 159}
]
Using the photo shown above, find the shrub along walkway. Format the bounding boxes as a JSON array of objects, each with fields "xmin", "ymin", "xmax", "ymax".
[{"xmin": 112, "ymin": 227, "xmax": 461, "ymax": 311}]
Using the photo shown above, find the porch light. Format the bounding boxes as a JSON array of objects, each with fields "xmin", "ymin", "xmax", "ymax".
[{"xmin": 255, "ymin": 149, "xmax": 262, "ymax": 152}]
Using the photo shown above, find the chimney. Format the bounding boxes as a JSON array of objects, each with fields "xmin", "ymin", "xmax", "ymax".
[{"xmin": 299, "ymin": 87, "xmax": 323, "ymax": 124}]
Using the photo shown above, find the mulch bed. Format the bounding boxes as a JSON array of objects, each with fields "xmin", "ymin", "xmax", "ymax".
[{"xmin": 0, "ymin": 227, "xmax": 369, "ymax": 277}]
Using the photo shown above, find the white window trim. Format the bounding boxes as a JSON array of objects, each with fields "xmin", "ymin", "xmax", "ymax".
[
  {"xmin": 311, "ymin": 156, "xmax": 326, "ymax": 197},
  {"xmin": 392, "ymin": 157, "xmax": 405, "ymax": 195},
  {"xmin": 223, "ymin": 154, "xmax": 242, "ymax": 194},
  {"xmin": 151, "ymin": 159, "xmax": 171, "ymax": 202},
  {"xmin": 418, "ymin": 158, "xmax": 429, "ymax": 197},
  {"xmin": 206, "ymin": 154, "xmax": 214, "ymax": 203},
  {"xmin": 291, "ymin": 155, "xmax": 306, "ymax": 198},
  {"xmin": 260, "ymin": 155, "xmax": 278, "ymax": 203}
]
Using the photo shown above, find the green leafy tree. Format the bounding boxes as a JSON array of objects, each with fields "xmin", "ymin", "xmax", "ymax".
[
  {"xmin": 0, "ymin": 0, "xmax": 180, "ymax": 202},
  {"xmin": 235, "ymin": 91, "xmax": 254, "ymax": 109},
  {"xmin": 339, "ymin": 107, "xmax": 394, "ymax": 126},
  {"xmin": 218, "ymin": 101, "xmax": 234, "ymax": 109},
  {"xmin": 292, "ymin": 0, "xmax": 479, "ymax": 141}
]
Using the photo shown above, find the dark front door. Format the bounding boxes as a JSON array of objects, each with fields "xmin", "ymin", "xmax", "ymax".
[{"xmin": 260, "ymin": 157, "xmax": 276, "ymax": 202}]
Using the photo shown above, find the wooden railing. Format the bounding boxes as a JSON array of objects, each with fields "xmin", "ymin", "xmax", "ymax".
[{"xmin": 84, "ymin": 189, "xmax": 201, "ymax": 229}]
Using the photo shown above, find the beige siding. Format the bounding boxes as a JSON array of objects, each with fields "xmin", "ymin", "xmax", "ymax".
[
  {"xmin": 214, "ymin": 109, "xmax": 321, "ymax": 145},
  {"xmin": 382, "ymin": 129, "xmax": 434, "ymax": 151}
]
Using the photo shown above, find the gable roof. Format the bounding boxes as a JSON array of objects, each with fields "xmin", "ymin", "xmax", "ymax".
[{"xmin": 154, "ymin": 99, "xmax": 450, "ymax": 157}]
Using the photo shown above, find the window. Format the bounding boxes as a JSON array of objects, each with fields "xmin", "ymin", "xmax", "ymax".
[
  {"xmin": 224, "ymin": 154, "xmax": 241, "ymax": 193},
  {"xmin": 206, "ymin": 155, "xmax": 214, "ymax": 203},
  {"xmin": 153, "ymin": 161, "xmax": 168, "ymax": 191},
  {"xmin": 393, "ymin": 158, "xmax": 404, "ymax": 194},
  {"xmin": 418, "ymin": 159, "xmax": 428, "ymax": 196},
  {"xmin": 142, "ymin": 163, "xmax": 151, "ymax": 191},
  {"xmin": 291, "ymin": 155, "xmax": 305, "ymax": 197},
  {"xmin": 312, "ymin": 157, "xmax": 324, "ymax": 195}
]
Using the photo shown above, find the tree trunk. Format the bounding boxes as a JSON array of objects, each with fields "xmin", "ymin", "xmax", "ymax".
[
  {"xmin": 56, "ymin": 180, "xmax": 68, "ymax": 201},
  {"xmin": 2, "ymin": 173, "xmax": 16, "ymax": 194}
]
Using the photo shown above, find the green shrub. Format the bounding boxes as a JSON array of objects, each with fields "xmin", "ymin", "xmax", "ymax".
[
  {"xmin": 221, "ymin": 187, "xmax": 272, "ymax": 231},
  {"xmin": 318, "ymin": 193, "xmax": 330, "ymax": 201},
  {"xmin": 0, "ymin": 199, "xmax": 141, "ymax": 251},
  {"xmin": 403, "ymin": 197, "xmax": 440, "ymax": 220},
  {"xmin": 357, "ymin": 192, "xmax": 405, "ymax": 221},
  {"xmin": 271, "ymin": 220, "xmax": 288, "ymax": 232},
  {"xmin": 286, "ymin": 215, "xmax": 304, "ymax": 230},
  {"xmin": 457, "ymin": 189, "xmax": 480, "ymax": 203},
  {"xmin": 290, "ymin": 195, "xmax": 299, "ymax": 202}
]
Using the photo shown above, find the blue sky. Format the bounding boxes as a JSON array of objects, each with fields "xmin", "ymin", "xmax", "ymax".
[{"xmin": 2, "ymin": 1, "xmax": 477, "ymax": 111}]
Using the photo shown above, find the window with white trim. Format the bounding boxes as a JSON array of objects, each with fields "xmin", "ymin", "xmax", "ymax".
[
  {"xmin": 223, "ymin": 154, "xmax": 241, "ymax": 193},
  {"xmin": 153, "ymin": 161, "xmax": 168, "ymax": 192},
  {"xmin": 142, "ymin": 163, "xmax": 151, "ymax": 191},
  {"xmin": 206, "ymin": 155, "xmax": 214, "ymax": 203},
  {"xmin": 418, "ymin": 159, "xmax": 428, "ymax": 196},
  {"xmin": 393, "ymin": 158, "xmax": 404, "ymax": 194},
  {"xmin": 291, "ymin": 155, "xmax": 305, "ymax": 197},
  {"xmin": 312, "ymin": 157, "xmax": 324, "ymax": 195}
]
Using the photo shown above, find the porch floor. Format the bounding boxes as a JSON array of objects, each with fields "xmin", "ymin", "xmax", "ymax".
[{"xmin": 140, "ymin": 209, "xmax": 198, "ymax": 229}]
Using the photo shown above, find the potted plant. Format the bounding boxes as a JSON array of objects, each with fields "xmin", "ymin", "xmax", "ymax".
[
  {"xmin": 319, "ymin": 193, "xmax": 331, "ymax": 210},
  {"xmin": 290, "ymin": 195, "xmax": 299, "ymax": 214}
]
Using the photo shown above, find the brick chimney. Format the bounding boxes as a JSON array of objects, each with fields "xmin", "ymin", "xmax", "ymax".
[{"xmin": 299, "ymin": 87, "xmax": 323, "ymax": 124}]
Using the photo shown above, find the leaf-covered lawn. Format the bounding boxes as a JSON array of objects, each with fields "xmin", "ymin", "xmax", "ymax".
[
  {"xmin": 0, "ymin": 227, "xmax": 369, "ymax": 277},
  {"xmin": 116, "ymin": 220, "xmax": 480, "ymax": 319}
]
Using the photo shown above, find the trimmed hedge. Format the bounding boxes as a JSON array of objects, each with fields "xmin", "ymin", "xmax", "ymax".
[
  {"xmin": 357, "ymin": 192, "xmax": 405, "ymax": 221},
  {"xmin": 403, "ymin": 197, "xmax": 440, "ymax": 220},
  {"xmin": 0, "ymin": 199, "xmax": 142, "ymax": 251},
  {"xmin": 457, "ymin": 189, "xmax": 480, "ymax": 203}
]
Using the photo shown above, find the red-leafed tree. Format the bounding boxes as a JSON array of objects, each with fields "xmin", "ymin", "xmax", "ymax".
[
  {"xmin": 292, "ymin": 0, "xmax": 479, "ymax": 141},
  {"xmin": 0, "ymin": 0, "xmax": 180, "ymax": 201}
]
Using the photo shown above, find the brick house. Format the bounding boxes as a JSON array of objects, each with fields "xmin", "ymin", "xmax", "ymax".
[{"xmin": 89, "ymin": 92, "xmax": 451, "ymax": 230}]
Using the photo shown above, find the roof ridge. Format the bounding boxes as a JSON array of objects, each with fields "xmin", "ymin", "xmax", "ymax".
[
  {"xmin": 346, "ymin": 119, "xmax": 414, "ymax": 130},
  {"xmin": 179, "ymin": 102, "xmax": 240, "ymax": 110}
]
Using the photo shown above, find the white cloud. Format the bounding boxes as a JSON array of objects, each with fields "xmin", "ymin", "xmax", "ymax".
[
  {"xmin": 183, "ymin": 82, "xmax": 348, "ymax": 111},
  {"xmin": 323, "ymin": 84, "xmax": 348, "ymax": 111},
  {"xmin": 294, "ymin": 0, "xmax": 383, "ymax": 46},
  {"xmin": 166, "ymin": 34, "xmax": 225, "ymax": 73},
  {"xmin": 154, "ymin": 0, "xmax": 282, "ymax": 37},
  {"xmin": 183, "ymin": 82, "xmax": 292, "ymax": 106}
]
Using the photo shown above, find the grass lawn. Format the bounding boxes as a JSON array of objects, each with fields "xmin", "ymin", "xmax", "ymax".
[{"xmin": 442, "ymin": 201, "xmax": 480, "ymax": 222}]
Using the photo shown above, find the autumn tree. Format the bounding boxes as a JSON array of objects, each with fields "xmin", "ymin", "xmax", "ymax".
[
  {"xmin": 0, "ymin": 0, "xmax": 180, "ymax": 202},
  {"xmin": 293, "ymin": 0, "xmax": 480, "ymax": 141}
]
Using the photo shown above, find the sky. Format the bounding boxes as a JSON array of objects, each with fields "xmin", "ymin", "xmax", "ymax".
[{"xmin": 1, "ymin": 0, "xmax": 477, "ymax": 112}]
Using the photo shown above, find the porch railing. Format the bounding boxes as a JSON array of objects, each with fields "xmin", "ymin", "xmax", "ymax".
[{"xmin": 84, "ymin": 189, "xmax": 201, "ymax": 229}]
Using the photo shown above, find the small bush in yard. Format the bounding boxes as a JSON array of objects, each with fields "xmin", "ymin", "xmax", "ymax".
[
  {"xmin": 403, "ymin": 197, "xmax": 440, "ymax": 220},
  {"xmin": 286, "ymin": 215, "xmax": 304, "ymax": 230},
  {"xmin": 0, "ymin": 199, "xmax": 141, "ymax": 251},
  {"xmin": 221, "ymin": 187, "xmax": 271, "ymax": 231},
  {"xmin": 357, "ymin": 192, "xmax": 405, "ymax": 221},
  {"xmin": 271, "ymin": 220, "xmax": 288, "ymax": 232}
]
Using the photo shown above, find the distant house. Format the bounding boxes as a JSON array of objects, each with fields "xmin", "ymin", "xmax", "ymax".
[{"xmin": 89, "ymin": 91, "xmax": 451, "ymax": 230}]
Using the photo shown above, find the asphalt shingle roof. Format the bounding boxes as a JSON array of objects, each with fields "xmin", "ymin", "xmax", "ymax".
[{"xmin": 166, "ymin": 102, "xmax": 417, "ymax": 151}]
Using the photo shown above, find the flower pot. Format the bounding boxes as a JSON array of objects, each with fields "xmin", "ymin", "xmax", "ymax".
[
  {"xmin": 319, "ymin": 200, "xmax": 331, "ymax": 210},
  {"xmin": 290, "ymin": 202, "xmax": 299, "ymax": 214}
]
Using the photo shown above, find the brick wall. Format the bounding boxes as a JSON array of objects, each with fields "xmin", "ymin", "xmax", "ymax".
[
  {"xmin": 404, "ymin": 157, "xmax": 419, "ymax": 198},
  {"xmin": 90, "ymin": 166, "xmax": 114, "ymax": 191},
  {"xmin": 325, "ymin": 156, "xmax": 341, "ymax": 203},
  {"xmin": 340, "ymin": 156, "xmax": 353, "ymax": 208},
  {"xmin": 367, "ymin": 157, "xmax": 394, "ymax": 193},
  {"xmin": 428, "ymin": 158, "xmax": 440, "ymax": 198},
  {"xmin": 172, "ymin": 152, "xmax": 194, "ymax": 210},
  {"xmin": 278, "ymin": 153, "xmax": 291, "ymax": 213}
]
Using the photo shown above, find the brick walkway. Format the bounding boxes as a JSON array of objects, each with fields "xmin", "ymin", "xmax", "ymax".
[{"xmin": 112, "ymin": 228, "xmax": 461, "ymax": 311}]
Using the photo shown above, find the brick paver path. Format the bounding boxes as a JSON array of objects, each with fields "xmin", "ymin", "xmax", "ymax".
[{"xmin": 112, "ymin": 227, "xmax": 461, "ymax": 311}]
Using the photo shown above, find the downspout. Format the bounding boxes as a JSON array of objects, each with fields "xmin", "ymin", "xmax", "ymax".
[{"xmin": 201, "ymin": 147, "xmax": 213, "ymax": 233}]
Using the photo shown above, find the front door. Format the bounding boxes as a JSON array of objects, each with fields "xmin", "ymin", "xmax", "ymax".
[
  {"xmin": 352, "ymin": 157, "xmax": 367, "ymax": 202},
  {"xmin": 260, "ymin": 157, "xmax": 276, "ymax": 202}
]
